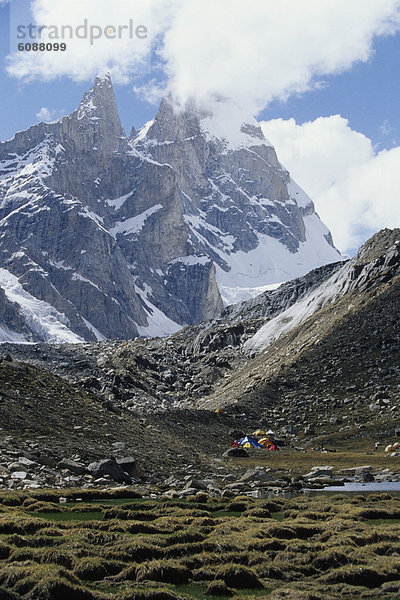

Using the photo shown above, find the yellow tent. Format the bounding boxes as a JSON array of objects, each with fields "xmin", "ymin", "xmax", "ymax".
[
  {"xmin": 243, "ymin": 443, "xmax": 252, "ymax": 449},
  {"xmin": 215, "ymin": 409, "xmax": 226, "ymax": 414},
  {"xmin": 258, "ymin": 438, "xmax": 271, "ymax": 447},
  {"xmin": 252, "ymin": 429, "xmax": 266, "ymax": 437}
]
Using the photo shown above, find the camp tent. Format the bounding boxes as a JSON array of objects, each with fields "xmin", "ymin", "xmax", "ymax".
[
  {"xmin": 252, "ymin": 429, "xmax": 266, "ymax": 437},
  {"xmin": 238, "ymin": 436, "xmax": 264, "ymax": 448},
  {"xmin": 258, "ymin": 438, "xmax": 272, "ymax": 447}
]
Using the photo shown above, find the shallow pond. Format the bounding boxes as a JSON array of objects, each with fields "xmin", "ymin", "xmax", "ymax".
[{"xmin": 305, "ymin": 481, "xmax": 400, "ymax": 495}]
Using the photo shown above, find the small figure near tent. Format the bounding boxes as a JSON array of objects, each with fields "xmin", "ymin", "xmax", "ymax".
[{"xmin": 374, "ymin": 441, "xmax": 380, "ymax": 451}]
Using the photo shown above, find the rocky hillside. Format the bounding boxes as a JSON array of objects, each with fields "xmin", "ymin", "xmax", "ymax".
[
  {"xmin": 1, "ymin": 229, "xmax": 400, "ymax": 489},
  {"xmin": 0, "ymin": 75, "xmax": 340, "ymax": 343},
  {"xmin": 199, "ymin": 229, "xmax": 400, "ymax": 442}
]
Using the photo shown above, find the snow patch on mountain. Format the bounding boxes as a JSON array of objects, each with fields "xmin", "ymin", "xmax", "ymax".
[
  {"xmin": 243, "ymin": 260, "xmax": 353, "ymax": 354},
  {"xmin": 170, "ymin": 255, "xmax": 211, "ymax": 266},
  {"xmin": 287, "ymin": 179, "xmax": 313, "ymax": 209},
  {"xmin": 215, "ymin": 211, "xmax": 341, "ymax": 305},
  {"xmin": 0, "ymin": 268, "xmax": 84, "ymax": 344},
  {"xmin": 82, "ymin": 317, "xmax": 106, "ymax": 342},
  {"xmin": 106, "ymin": 191, "xmax": 135, "ymax": 210},
  {"xmin": 111, "ymin": 205, "xmax": 163, "ymax": 236},
  {"xmin": 200, "ymin": 101, "xmax": 272, "ymax": 151},
  {"xmin": 0, "ymin": 325, "xmax": 28, "ymax": 344},
  {"xmin": 220, "ymin": 282, "xmax": 283, "ymax": 306},
  {"xmin": 135, "ymin": 283, "xmax": 182, "ymax": 337}
]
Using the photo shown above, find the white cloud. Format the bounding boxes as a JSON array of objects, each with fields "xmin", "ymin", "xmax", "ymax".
[
  {"xmin": 8, "ymin": 0, "xmax": 152, "ymax": 83},
  {"xmin": 159, "ymin": 0, "xmax": 400, "ymax": 112},
  {"xmin": 261, "ymin": 116, "xmax": 400, "ymax": 253},
  {"xmin": 7, "ymin": 0, "xmax": 400, "ymax": 114},
  {"xmin": 36, "ymin": 106, "xmax": 62, "ymax": 122}
]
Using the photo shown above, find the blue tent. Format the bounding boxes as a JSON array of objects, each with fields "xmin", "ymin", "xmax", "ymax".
[{"xmin": 238, "ymin": 436, "xmax": 264, "ymax": 448}]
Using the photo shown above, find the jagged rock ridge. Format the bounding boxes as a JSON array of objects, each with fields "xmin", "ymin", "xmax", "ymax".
[{"xmin": 0, "ymin": 75, "xmax": 340, "ymax": 342}]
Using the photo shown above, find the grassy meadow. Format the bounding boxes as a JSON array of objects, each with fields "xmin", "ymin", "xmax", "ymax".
[{"xmin": 1, "ymin": 489, "xmax": 400, "ymax": 600}]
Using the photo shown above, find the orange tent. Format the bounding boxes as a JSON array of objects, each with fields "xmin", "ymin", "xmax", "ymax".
[{"xmin": 258, "ymin": 438, "xmax": 272, "ymax": 447}]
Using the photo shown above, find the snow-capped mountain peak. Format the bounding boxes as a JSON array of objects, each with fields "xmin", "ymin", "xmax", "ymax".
[{"xmin": 0, "ymin": 77, "xmax": 341, "ymax": 343}]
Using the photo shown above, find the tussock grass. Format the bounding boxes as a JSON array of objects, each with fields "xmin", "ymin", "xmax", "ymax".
[
  {"xmin": 0, "ymin": 586, "xmax": 23, "ymax": 600},
  {"xmin": 206, "ymin": 579, "xmax": 233, "ymax": 596},
  {"xmin": 225, "ymin": 500, "xmax": 254, "ymax": 513},
  {"xmin": 8, "ymin": 548, "xmax": 43, "ymax": 563},
  {"xmin": 214, "ymin": 564, "xmax": 263, "ymax": 589},
  {"xmin": 102, "ymin": 540, "xmax": 164, "ymax": 563},
  {"xmin": 282, "ymin": 521, "xmax": 322, "ymax": 539},
  {"xmin": 25, "ymin": 577, "xmax": 96, "ymax": 600},
  {"xmin": 163, "ymin": 541, "xmax": 209, "ymax": 559},
  {"xmin": 136, "ymin": 560, "xmax": 191, "ymax": 584},
  {"xmin": 311, "ymin": 550, "xmax": 353, "ymax": 571},
  {"xmin": 0, "ymin": 540, "xmax": 11, "ymax": 558},
  {"xmin": 23, "ymin": 501, "xmax": 63, "ymax": 513},
  {"xmin": 0, "ymin": 516, "xmax": 51, "ymax": 535},
  {"xmin": 191, "ymin": 567, "xmax": 215, "ymax": 582},
  {"xmin": 115, "ymin": 589, "xmax": 187, "ymax": 600},
  {"xmin": 243, "ymin": 507, "xmax": 271, "ymax": 519},
  {"xmin": 39, "ymin": 549, "xmax": 74, "ymax": 569},
  {"xmin": 164, "ymin": 530, "xmax": 205, "ymax": 546},
  {"xmin": 246, "ymin": 538, "xmax": 287, "ymax": 552},
  {"xmin": 73, "ymin": 556, "xmax": 123, "ymax": 580},
  {"xmin": 2, "ymin": 493, "xmax": 400, "ymax": 599}
]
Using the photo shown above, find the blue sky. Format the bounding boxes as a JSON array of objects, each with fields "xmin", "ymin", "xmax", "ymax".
[
  {"xmin": 1, "ymin": 0, "xmax": 400, "ymax": 253},
  {"xmin": 260, "ymin": 33, "xmax": 400, "ymax": 152}
]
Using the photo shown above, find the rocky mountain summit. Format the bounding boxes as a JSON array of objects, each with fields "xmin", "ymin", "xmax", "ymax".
[
  {"xmin": 0, "ymin": 75, "xmax": 340, "ymax": 343},
  {"xmin": 1, "ymin": 228, "xmax": 400, "ymax": 491}
]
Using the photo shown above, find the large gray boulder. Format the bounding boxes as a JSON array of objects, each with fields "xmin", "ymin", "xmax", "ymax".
[
  {"xmin": 88, "ymin": 457, "xmax": 132, "ymax": 484},
  {"xmin": 116, "ymin": 457, "xmax": 143, "ymax": 479},
  {"xmin": 223, "ymin": 448, "xmax": 249, "ymax": 458}
]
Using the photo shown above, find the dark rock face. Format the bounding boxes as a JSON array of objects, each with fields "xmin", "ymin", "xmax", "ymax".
[{"xmin": 0, "ymin": 76, "xmax": 340, "ymax": 342}]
